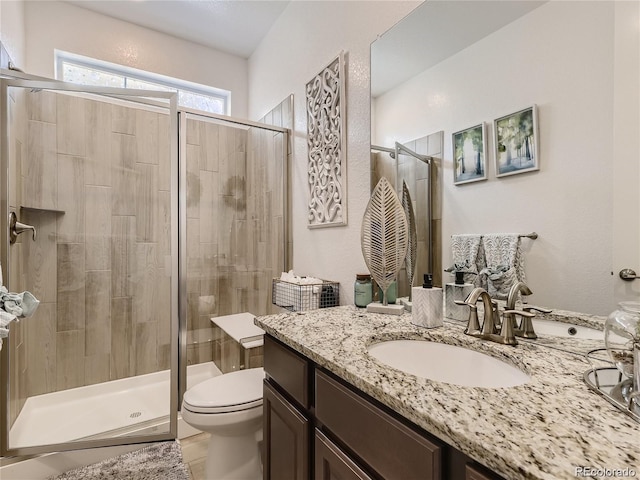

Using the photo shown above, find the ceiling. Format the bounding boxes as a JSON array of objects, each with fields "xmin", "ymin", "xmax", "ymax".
[{"xmin": 66, "ymin": 0, "xmax": 290, "ymax": 58}]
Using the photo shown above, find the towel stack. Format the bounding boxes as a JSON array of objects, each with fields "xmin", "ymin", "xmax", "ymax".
[{"xmin": 450, "ymin": 233, "xmax": 526, "ymax": 300}]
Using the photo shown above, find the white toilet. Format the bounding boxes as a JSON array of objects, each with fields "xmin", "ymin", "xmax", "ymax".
[{"xmin": 181, "ymin": 367, "xmax": 265, "ymax": 480}]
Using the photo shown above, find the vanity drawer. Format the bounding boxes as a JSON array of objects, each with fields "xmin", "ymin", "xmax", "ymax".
[
  {"xmin": 315, "ymin": 369, "xmax": 442, "ymax": 480},
  {"xmin": 264, "ymin": 335, "xmax": 310, "ymax": 408}
]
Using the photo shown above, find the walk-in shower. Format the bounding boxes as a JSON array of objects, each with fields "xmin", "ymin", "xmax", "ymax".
[{"xmin": 0, "ymin": 73, "xmax": 288, "ymax": 459}]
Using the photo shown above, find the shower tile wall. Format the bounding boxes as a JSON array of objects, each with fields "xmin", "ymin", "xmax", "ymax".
[
  {"xmin": 185, "ymin": 115, "xmax": 285, "ymax": 368},
  {"xmin": 8, "ymin": 89, "xmax": 172, "ymax": 425},
  {"xmin": 371, "ymin": 131, "xmax": 443, "ymax": 295}
]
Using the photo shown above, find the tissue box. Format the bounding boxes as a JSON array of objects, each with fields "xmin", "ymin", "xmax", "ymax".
[{"xmin": 272, "ymin": 278, "xmax": 339, "ymax": 312}]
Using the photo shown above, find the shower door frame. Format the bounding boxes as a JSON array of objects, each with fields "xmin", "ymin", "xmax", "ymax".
[
  {"xmin": 0, "ymin": 75, "xmax": 180, "ymax": 457},
  {"xmin": 175, "ymin": 108, "xmax": 290, "ymax": 403}
]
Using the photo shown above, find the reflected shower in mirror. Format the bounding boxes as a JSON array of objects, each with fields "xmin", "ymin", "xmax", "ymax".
[{"xmin": 370, "ymin": 134, "xmax": 443, "ymax": 297}]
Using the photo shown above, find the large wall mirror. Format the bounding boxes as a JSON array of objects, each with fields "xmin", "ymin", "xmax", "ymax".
[{"xmin": 371, "ymin": 0, "xmax": 640, "ymax": 316}]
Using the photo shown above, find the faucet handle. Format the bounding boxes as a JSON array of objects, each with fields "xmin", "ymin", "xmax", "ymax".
[
  {"xmin": 454, "ymin": 300, "xmax": 481, "ymax": 334},
  {"xmin": 523, "ymin": 305, "xmax": 552, "ymax": 315},
  {"xmin": 505, "ymin": 309, "xmax": 537, "ymax": 339}
]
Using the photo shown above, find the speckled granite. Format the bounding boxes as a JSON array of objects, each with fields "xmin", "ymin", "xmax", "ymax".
[{"xmin": 256, "ymin": 306, "xmax": 639, "ymax": 480}]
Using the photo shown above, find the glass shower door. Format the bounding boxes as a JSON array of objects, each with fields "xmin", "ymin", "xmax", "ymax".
[{"xmin": 0, "ymin": 79, "xmax": 179, "ymax": 456}]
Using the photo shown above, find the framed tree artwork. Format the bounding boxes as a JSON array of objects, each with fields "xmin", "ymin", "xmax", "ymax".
[
  {"xmin": 494, "ymin": 106, "xmax": 539, "ymax": 177},
  {"xmin": 452, "ymin": 123, "xmax": 487, "ymax": 185}
]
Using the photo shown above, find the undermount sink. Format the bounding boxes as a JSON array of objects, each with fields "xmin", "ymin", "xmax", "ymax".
[
  {"xmin": 367, "ymin": 340, "xmax": 530, "ymax": 388},
  {"xmin": 532, "ymin": 319, "xmax": 603, "ymax": 340}
]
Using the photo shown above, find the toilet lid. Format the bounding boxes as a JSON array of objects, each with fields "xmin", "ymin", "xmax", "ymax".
[{"xmin": 182, "ymin": 367, "xmax": 264, "ymax": 414}]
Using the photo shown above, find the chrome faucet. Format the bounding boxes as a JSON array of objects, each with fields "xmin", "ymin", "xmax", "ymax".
[
  {"xmin": 502, "ymin": 281, "xmax": 552, "ymax": 340},
  {"xmin": 456, "ymin": 287, "xmax": 517, "ymax": 345}
]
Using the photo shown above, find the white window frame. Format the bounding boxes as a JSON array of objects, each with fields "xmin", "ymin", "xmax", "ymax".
[{"xmin": 55, "ymin": 50, "xmax": 230, "ymax": 115}]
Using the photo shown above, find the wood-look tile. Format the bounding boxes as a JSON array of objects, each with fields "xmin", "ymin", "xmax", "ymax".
[
  {"xmin": 111, "ymin": 133, "xmax": 137, "ymax": 215},
  {"xmin": 136, "ymin": 110, "xmax": 159, "ymax": 164},
  {"xmin": 57, "ymin": 154, "xmax": 85, "ymax": 244},
  {"xmin": 135, "ymin": 321, "xmax": 158, "ymax": 375},
  {"xmin": 84, "ymin": 353, "xmax": 110, "ymax": 386},
  {"xmin": 135, "ymin": 163, "xmax": 158, "ymax": 242},
  {"xmin": 158, "ymin": 114, "xmax": 171, "ymax": 191},
  {"xmin": 85, "ymin": 99, "xmax": 112, "ymax": 186},
  {"xmin": 111, "ymin": 104, "xmax": 136, "ymax": 135},
  {"xmin": 217, "ymin": 124, "xmax": 229, "ymax": 169},
  {"xmin": 199, "ymin": 170, "xmax": 219, "ymax": 244},
  {"xmin": 57, "ymin": 94, "xmax": 86, "ymax": 156},
  {"xmin": 199, "ymin": 242, "xmax": 218, "ymax": 302},
  {"xmin": 186, "ymin": 118, "xmax": 200, "ymax": 145},
  {"xmin": 180, "ymin": 433, "xmax": 209, "ymax": 463},
  {"xmin": 27, "ymin": 89, "xmax": 57, "ymax": 123},
  {"xmin": 111, "ymin": 296, "xmax": 134, "ymax": 379},
  {"xmin": 186, "ymin": 215, "xmax": 201, "ymax": 278},
  {"xmin": 186, "ymin": 292, "xmax": 200, "ymax": 344},
  {"xmin": 23, "ymin": 210, "xmax": 58, "ymax": 303},
  {"xmin": 155, "ymin": 271, "xmax": 172, "ymax": 347},
  {"xmin": 85, "ymin": 186, "xmax": 111, "ymax": 270},
  {"xmin": 85, "ymin": 270, "xmax": 111, "ymax": 356},
  {"xmin": 57, "ymin": 243, "xmax": 86, "ymax": 331},
  {"xmin": 186, "ymin": 145, "xmax": 201, "ymax": 219},
  {"xmin": 56, "ymin": 329, "xmax": 85, "ymax": 390},
  {"xmin": 111, "ymin": 216, "xmax": 136, "ymax": 298},
  {"xmin": 24, "ymin": 302, "xmax": 56, "ymax": 397},
  {"xmin": 133, "ymin": 243, "xmax": 159, "ymax": 325},
  {"xmin": 158, "ymin": 190, "xmax": 172, "ymax": 261},
  {"xmin": 25, "ymin": 120, "xmax": 57, "ymax": 209},
  {"xmin": 199, "ymin": 122, "xmax": 219, "ymax": 172}
]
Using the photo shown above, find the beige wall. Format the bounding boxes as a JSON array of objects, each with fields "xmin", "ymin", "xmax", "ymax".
[
  {"xmin": 248, "ymin": 1, "xmax": 421, "ymax": 306},
  {"xmin": 23, "ymin": 1, "xmax": 249, "ymax": 118}
]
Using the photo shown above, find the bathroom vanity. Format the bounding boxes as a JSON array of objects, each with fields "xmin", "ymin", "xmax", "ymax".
[{"xmin": 256, "ymin": 306, "xmax": 640, "ymax": 480}]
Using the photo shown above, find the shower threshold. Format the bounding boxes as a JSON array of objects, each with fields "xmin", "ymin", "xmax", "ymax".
[{"xmin": 9, "ymin": 362, "xmax": 219, "ymax": 449}]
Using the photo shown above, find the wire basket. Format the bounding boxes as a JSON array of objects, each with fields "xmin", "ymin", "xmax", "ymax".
[{"xmin": 272, "ymin": 278, "xmax": 340, "ymax": 312}]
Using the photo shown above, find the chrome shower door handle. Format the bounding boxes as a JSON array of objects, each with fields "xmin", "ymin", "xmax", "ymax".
[
  {"xmin": 9, "ymin": 212, "xmax": 37, "ymax": 244},
  {"xmin": 620, "ymin": 269, "xmax": 640, "ymax": 281}
]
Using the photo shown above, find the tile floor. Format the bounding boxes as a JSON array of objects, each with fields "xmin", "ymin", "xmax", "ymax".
[{"xmin": 179, "ymin": 432, "xmax": 211, "ymax": 480}]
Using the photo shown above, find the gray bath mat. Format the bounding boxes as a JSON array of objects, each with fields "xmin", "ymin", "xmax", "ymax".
[{"xmin": 48, "ymin": 441, "xmax": 190, "ymax": 480}]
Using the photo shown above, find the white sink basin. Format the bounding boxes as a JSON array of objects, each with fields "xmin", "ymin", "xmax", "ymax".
[
  {"xmin": 532, "ymin": 319, "xmax": 603, "ymax": 340},
  {"xmin": 367, "ymin": 340, "xmax": 530, "ymax": 388}
]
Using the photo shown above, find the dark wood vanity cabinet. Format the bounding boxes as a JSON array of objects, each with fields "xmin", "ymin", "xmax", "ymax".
[{"xmin": 263, "ymin": 335, "xmax": 504, "ymax": 480}]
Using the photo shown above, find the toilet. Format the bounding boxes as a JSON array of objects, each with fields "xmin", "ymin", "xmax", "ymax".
[{"xmin": 181, "ymin": 367, "xmax": 265, "ymax": 480}]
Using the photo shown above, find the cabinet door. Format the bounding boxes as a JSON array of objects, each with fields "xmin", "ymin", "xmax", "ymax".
[
  {"xmin": 466, "ymin": 463, "xmax": 501, "ymax": 480},
  {"xmin": 315, "ymin": 430, "xmax": 373, "ymax": 480},
  {"xmin": 263, "ymin": 380, "xmax": 310, "ymax": 480}
]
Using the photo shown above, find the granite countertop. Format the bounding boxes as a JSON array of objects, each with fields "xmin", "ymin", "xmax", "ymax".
[{"xmin": 256, "ymin": 306, "xmax": 639, "ymax": 480}]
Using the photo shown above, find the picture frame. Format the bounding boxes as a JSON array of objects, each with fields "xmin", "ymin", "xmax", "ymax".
[
  {"xmin": 452, "ymin": 123, "xmax": 487, "ymax": 185},
  {"xmin": 494, "ymin": 105, "xmax": 539, "ymax": 177}
]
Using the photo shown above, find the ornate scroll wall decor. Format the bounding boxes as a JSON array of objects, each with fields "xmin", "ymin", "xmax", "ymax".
[{"xmin": 306, "ymin": 52, "xmax": 347, "ymax": 228}]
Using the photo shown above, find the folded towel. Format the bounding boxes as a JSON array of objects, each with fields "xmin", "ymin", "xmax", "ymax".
[
  {"xmin": 480, "ymin": 234, "xmax": 525, "ymax": 300},
  {"xmin": 450, "ymin": 234, "xmax": 483, "ymax": 286},
  {"xmin": 0, "ymin": 286, "xmax": 40, "ymax": 318}
]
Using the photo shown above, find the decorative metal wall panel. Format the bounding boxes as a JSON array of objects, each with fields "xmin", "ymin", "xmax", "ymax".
[{"xmin": 306, "ymin": 52, "xmax": 347, "ymax": 228}]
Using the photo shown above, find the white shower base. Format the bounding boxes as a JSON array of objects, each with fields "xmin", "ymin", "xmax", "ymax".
[{"xmin": 10, "ymin": 361, "xmax": 220, "ymax": 448}]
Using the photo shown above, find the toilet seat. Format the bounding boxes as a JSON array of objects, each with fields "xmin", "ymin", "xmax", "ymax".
[{"xmin": 182, "ymin": 367, "xmax": 264, "ymax": 414}]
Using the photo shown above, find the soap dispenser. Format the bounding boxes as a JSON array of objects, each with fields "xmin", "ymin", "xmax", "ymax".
[
  {"xmin": 444, "ymin": 271, "xmax": 474, "ymax": 321},
  {"xmin": 411, "ymin": 274, "xmax": 443, "ymax": 328}
]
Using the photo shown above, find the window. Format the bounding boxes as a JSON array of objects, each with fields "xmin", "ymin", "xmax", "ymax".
[{"xmin": 56, "ymin": 51, "xmax": 229, "ymax": 115}]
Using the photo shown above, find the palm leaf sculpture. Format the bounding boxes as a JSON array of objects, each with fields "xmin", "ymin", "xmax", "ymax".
[
  {"xmin": 361, "ymin": 177, "xmax": 409, "ymax": 306},
  {"xmin": 401, "ymin": 181, "xmax": 418, "ymax": 301}
]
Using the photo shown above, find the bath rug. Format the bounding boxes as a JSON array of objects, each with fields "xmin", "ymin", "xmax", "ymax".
[{"xmin": 48, "ymin": 441, "xmax": 189, "ymax": 480}]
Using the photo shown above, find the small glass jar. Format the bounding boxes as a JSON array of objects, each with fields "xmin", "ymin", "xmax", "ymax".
[
  {"xmin": 605, "ymin": 302, "xmax": 640, "ymax": 378},
  {"xmin": 354, "ymin": 274, "xmax": 372, "ymax": 308},
  {"xmin": 379, "ymin": 280, "xmax": 397, "ymax": 304}
]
